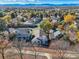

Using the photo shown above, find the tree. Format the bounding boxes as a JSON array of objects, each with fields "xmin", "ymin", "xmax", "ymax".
[
  {"xmin": 0, "ymin": 19, "xmax": 7, "ymax": 32},
  {"xmin": 0, "ymin": 11, "xmax": 4, "ymax": 17},
  {"xmin": 76, "ymin": 31, "xmax": 79, "ymax": 42},
  {"xmin": 13, "ymin": 39, "xmax": 24, "ymax": 59},
  {"xmin": 40, "ymin": 19, "xmax": 53, "ymax": 40},
  {"xmin": 2, "ymin": 15, "xmax": 12, "ymax": 24},
  {"xmin": 64, "ymin": 13, "xmax": 76, "ymax": 23},
  {"xmin": 0, "ymin": 34, "xmax": 11, "ymax": 59},
  {"xmin": 0, "ymin": 19, "xmax": 11, "ymax": 59}
]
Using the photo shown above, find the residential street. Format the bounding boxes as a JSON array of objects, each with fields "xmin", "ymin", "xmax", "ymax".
[{"xmin": 3, "ymin": 47, "xmax": 79, "ymax": 59}]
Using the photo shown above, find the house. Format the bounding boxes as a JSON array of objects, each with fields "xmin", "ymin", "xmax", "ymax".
[
  {"xmin": 15, "ymin": 28, "xmax": 33, "ymax": 41},
  {"xmin": 32, "ymin": 17, "xmax": 42, "ymax": 24},
  {"xmin": 31, "ymin": 28, "xmax": 49, "ymax": 47},
  {"xmin": 32, "ymin": 35, "xmax": 49, "ymax": 47},
  {"xmin": 49, "ymin": 29, "xmax": 64, "ymax": 40},
  {"xmin": 8, "ymin": 21, "xmax": 37, "ymax": 28},
  {"xmin": 8, "ymin": 28, "xmax": 33, "ymax": 42}
]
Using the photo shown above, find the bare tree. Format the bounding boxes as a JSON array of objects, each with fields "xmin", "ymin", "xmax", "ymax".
[
  {"xmin": 0, "ymin": 34, "xmax": 11, "ymax": 59},
  {"xmin": 12, "ymin": 39, "xmax": 25, "ymax": 59}
]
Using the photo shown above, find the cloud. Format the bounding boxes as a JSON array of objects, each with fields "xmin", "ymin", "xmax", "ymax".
[
  {"xmin": 27, "ymin": 0, "xmax": 35, "ymax": 2},
  {"xmin": 0, "ymin": 0, "xmax": 35, "ymax": 2}
]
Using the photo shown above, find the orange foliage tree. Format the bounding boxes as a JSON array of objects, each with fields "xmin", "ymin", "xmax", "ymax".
[{"xmin": 64, "ymin": 13, "xmax": 76, "ymax": 23}]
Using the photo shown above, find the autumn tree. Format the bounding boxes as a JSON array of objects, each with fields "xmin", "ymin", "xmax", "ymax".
[
  {"xmin": 64, "ymin": 13, "xmax": 76, "ymax": 23},
  {"xmin": 40, "ymin": 19, "xmax": 53, "ymax": 40},
  {"xmin": 2, "ymin": 14, "xmax": 12, "ymax": 24}
]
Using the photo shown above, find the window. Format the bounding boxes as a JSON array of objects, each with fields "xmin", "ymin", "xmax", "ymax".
[{"xmin": 23, "ymin": 37, "xmax": 26, "ymax": 40}]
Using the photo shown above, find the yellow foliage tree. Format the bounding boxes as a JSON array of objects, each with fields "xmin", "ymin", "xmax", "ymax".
[
  {"xmin": 76, "ymin": 32, "xmax": 79, "ymax": 42},
  {"xmin": 40, "ymin": 19, "xmax": 53, "ymax": 40},
  {"xmin": 64, "ymin": 14, "xmax": 76, "ymax": 23},
  {"xmin": 69, "ymin": 23, "xmax": 77, "ymax": 30},
  {"xmin": 2, "ymin": 15, "xmax": 12, "ymax": 24}
]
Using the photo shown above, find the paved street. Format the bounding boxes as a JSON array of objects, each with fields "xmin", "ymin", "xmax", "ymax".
[{"xmin": 3, "ymin": 47, "xmax": 79, "ymax": 59}]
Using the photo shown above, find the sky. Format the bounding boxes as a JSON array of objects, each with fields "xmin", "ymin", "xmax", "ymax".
[{"xmin": 0, "ymin": 0, "xmax": 79, "ymax": 4}]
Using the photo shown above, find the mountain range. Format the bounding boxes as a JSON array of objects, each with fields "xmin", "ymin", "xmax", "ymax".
[{"xmin": 0, "ymin": 4, "xmax": 79, "ymax": 6}]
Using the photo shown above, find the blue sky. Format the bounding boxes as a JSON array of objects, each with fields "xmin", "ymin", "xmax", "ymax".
[{"xmin": 0, "ymin": 0, "xmax": 79, "ymax": 4}]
